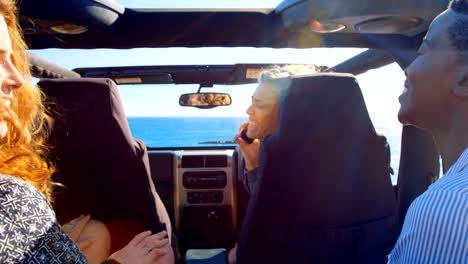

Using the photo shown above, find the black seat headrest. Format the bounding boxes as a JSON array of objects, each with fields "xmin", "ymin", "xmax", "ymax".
[
  {"xmin": 42, "ymin": 78, "xmax": 135, "ymax": 158},
  {"xmin": 238, "ymin": 73, "xmax": 398, "ymax": 263}
]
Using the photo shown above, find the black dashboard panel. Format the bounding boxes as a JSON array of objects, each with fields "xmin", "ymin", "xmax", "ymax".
[
  {"xmin": 147, "ymin": 151, "xmax": 175, "ymax": 223},
  {"xmin": 148, "ymin": 151, "xmax": 173, "ymax": 183}
]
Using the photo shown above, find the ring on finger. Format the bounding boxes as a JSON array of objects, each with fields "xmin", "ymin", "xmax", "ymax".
[{"xmin": 143, "ymin": 244, "xmax": 152, "ymax": 252}]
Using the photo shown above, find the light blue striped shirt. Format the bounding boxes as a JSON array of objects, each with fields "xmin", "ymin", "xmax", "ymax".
[{"xmin": 388, "ymin": 148, "xmax": 468, "ymax": 263}]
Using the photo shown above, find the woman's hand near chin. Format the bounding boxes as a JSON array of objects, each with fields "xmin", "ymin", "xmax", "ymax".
[{"xmin": 234, "ymin": 122, "xmax": 261, "ymax": 170}]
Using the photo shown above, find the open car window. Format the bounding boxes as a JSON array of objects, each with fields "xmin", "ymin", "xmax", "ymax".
[
  {"xmin": 358, "ymin": 63, "xmax": 404, "ymax": 184},
  {"xmin": 119, "ymin": 83, "xmax": 255, "ymax": 148},
  {"xmin": 31, "ymin": 47, "xmax": 403, "ymax": 184}
]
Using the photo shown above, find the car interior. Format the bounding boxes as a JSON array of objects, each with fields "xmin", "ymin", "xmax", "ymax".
[{"xmin": 15, "ymin": 0, "xmax": 446, "ymax": 263}]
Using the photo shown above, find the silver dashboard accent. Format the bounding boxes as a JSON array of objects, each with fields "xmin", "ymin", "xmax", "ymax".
[{"xmin": 173, "ymin": 150, "xmax": 237, "ymax": 232}]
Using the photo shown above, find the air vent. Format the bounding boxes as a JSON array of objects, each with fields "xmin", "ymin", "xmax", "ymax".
[
  {"xmin": 182, "ymin": 156, "xmax": 204, "ymax": 168},
  {"xmin": 206, "ymin": 155, "xmax": 228, "ymax": 167},
  {"xmin": 181, "ymin": 155, "xmax": 228, "ymax": 168}
]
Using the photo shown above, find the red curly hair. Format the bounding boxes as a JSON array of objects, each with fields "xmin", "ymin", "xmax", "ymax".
[{"xmin": 0, "ymin": 0, "xmax": 54, "ymax": 201}]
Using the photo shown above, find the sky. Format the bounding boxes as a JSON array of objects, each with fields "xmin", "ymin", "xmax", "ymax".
[{"xmin": 31, "ymin": 47, "xmax": 400, "ymax": 117}]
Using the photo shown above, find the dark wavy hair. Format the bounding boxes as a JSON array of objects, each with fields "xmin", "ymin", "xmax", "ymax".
[{"xmin": 448, "ymin": 0, "xmax": 468, "ymax": 63}]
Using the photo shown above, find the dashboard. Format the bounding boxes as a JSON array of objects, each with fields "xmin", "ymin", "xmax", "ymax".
[{"xmin": 148, "ymin": 149, "xmax": 241, "ymax": 249}]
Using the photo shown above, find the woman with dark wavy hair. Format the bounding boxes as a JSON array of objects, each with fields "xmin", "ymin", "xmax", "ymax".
[{"xmin": 0, "ymin": 1, "xmax": 172, "ymax": 263}]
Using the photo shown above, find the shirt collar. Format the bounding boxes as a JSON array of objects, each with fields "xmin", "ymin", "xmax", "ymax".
[{"xmin": 447, "ymin": 147, "xmax": 468, "ymax": 175}]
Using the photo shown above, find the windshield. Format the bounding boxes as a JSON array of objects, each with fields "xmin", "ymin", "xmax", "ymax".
[
  {"xmin": 120, "ymin": 83, "xmax": 255, "ymax": 147},
  {"xmin": 31, "ymin": 47, "xmax": 403, "ymax": 184}
]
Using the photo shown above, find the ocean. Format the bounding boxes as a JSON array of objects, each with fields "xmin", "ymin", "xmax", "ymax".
[
  {"xmin": 128, "ymin": 116, "xmax": 400, "ymax": 183},
  {"xmin": 128, "ymin": 117, "xmax": 246, "ymax": 148}
]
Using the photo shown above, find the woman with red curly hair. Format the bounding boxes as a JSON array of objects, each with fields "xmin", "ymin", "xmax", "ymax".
[{"xmin": 0, "ymin": 1, "xmax": 173, "ymax": 263}]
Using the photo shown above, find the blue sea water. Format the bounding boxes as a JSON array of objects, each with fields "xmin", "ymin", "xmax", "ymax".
[
  {"xmin": 129, "ymin": 116, "xmax": 401, "ymax": 183},
  {"xmin": 128, "ymin": 117, "xmax": 246, "ymax": 148}
]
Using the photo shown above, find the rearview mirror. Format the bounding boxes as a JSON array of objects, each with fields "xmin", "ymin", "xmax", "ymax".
[{"xmin": 179, "ymin": 93, "xmax": 232, "ymax": 108}]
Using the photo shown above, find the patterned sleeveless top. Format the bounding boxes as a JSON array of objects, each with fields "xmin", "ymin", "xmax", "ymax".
[{"xmin": 0, "ymin": 174, "xmax": 88, "ymax": 263}]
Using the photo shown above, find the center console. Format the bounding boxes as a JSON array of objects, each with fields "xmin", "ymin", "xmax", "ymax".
[{"xmin": 173, "ymin": 150, "xmax": 237, "ymax": 249}]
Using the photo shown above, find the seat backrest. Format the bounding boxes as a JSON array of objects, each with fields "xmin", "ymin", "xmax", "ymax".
[
  {"xmin": 396, "ymin": 126, "xmax": 440, "ymax": 227},
  {"xmin": 39, "ymin": 78, "xmax": 171, "ymax": 236},
  {"xmin": 238, "ymin": 73, "xmax": 398, "ymax": 264}
]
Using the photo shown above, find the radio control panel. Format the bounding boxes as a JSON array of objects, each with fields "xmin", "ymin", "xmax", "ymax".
[
  {"xmin": 183, "ymin": 171, "xmax": 227, "ymax": 189},
  {"xmin": 187, "ymin": 191, "xmax": 223, "ymax": 204},
  {"xmin": 173, "ymin": 150, "xmax": 237, "ymax": 234}
]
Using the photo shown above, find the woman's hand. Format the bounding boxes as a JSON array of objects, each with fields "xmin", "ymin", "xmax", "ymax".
[
  {"xmin": 63, "ymin": 214, "xmax": 94, "ymax": 252},
  {"xmin": 234, "ymin": 122, "xmax": 261, "ymax": 170},
  {"xmin": 228, "ymin": 243, "xmax": 237, "ymax": 264},
  {"xmin": 63, "ymin": 215, "xmax": 112, "ymax": 264},
  {"xmin": 108, "ymin": 230, "xmax": 170, "ymax": 264}
]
